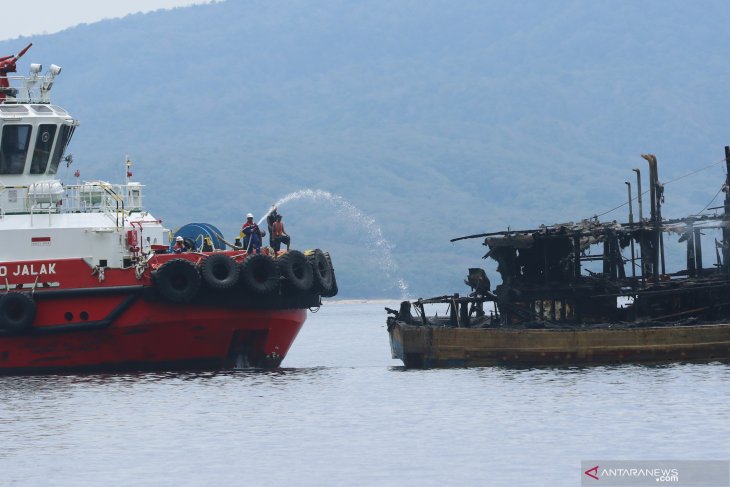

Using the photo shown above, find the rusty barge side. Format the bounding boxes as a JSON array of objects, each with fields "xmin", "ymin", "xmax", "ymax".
[{"xmin": 388, "ymin": 321, "xmax": 730, "ymax": 368}]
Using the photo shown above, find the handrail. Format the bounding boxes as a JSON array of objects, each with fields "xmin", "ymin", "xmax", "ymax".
[
  {"xmin": 64, "ymin": 182, "xmax": 134, "ymax": 227},
  {"xmin": 0, "ymin": 74, "xmax": 57, "ymax": 104},
  {"xmin": 95, "ymin": 182, "xmax": 125, "ymax": 228},
  {"xmin": 2, "ymin": 181, "xmax": 143, "ymax": 221}
]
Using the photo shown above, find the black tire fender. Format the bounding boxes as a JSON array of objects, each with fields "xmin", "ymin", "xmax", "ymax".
[
  {"xmin": 239, "ymin": 254, "xmax": 279, "ymax": 294},
  {"xmin": 153, "ymin": 258, "xmax": 202, "ymax": 303},
  {"xmin": 308, "ymin": 249, "xmax": 334, "ymax": 293},
  {"xmin": 0, "ymin": 292, "xmax": 36, "ymax": 334},
  {"xmin": 201, "ymin": 253, "xmax": 239, "ymax": 289},
  {"xmin": 320, "ymin": 252, "xmax": 339, "ymax": 298},
  {"xmin": 277, "ymin": 250, "xmax": 314, "ymax": 292}
]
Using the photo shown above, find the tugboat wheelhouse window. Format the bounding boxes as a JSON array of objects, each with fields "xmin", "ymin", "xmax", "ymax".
[
  {"xmin": 30, "ymin": 124, "xmax": 57, "ymax": 174},
  {"xmin": 47, "ymin": 124, "xmax": 73, "ymax": 175},
  {"xmin": 0, "ymin": 124, "xmax": 32, "ymax": 174}
]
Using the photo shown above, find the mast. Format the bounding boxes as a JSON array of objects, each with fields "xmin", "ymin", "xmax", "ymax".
[
  {"xmin": 633, "ymin": 168, "xmax": 645, "ymax": 285},
  {"xmin": 642, "ymin": 154, "xmax": 662, "ymax": 278},
  {"xmin": 625, "ymin": 181, "xmax": 636, "ymax": 279},
  {"xmin": 722, "ymin": 145, "xmax": 730, "ymax": 274}
]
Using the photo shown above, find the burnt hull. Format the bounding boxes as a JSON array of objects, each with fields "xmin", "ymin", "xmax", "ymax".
[{"xmin": 388, "ymin": 321, "xmax": 730, "ymax": 368}]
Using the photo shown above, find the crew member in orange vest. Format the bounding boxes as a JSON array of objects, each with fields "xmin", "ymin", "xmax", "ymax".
[
  {"xmin": 272, "ymin": 214, "xmax": 290, "ymax": 255},
  {"xmin": 266, "ymin": 206, "xmax": 279, "ymax": 247}
]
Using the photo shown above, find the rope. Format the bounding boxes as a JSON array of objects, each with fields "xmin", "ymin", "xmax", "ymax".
[
  {"xmin": 663, "ymin": 157, "xmax": 725, "ymax": 185},
  {"xmin": 593, "ymin": 200, "xmax": 631, "ymax": 219},
  {"xmin": 692, "ymin": 185, "xmax": 725, "ymax": 217},
  {"xmin": 589, "ymin": 157, "xmax": 727, "ymax": 220}
]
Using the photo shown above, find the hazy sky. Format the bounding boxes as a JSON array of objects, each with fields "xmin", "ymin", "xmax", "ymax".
[{"xmin": 0, "ymin": 0, "xmax": 213, "ymax": 41}]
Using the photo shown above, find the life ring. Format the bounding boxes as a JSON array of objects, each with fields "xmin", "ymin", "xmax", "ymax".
[
  {"xmin": 153, "ymin": 258, "xmax": 202, "ymax": 303},
  {"xmin": 277, "ymin": 250, "xmax": 314, "ymax": 292},
  {"xmin": 320, "ymin": 252, "xmax": 339, "ymax": 298},
  {"xmin": 308, "ymin": 249, "xmax": 334, "ymax": 293},
  {"xmin": 239, "ymin": 254, "xmax": 279, "ymax": 294},
  {"xmin": 201, "ymin": 253, "xmax": 239, "ymax": 289},
  {"xmin": 0, "ymin": 292, "xmax": 36, "ymax": 334}
]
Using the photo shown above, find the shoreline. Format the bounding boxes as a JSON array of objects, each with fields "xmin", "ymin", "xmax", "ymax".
[{"xmin": 323, "ymin": 298, "xmax": 402, "ymax": 305}]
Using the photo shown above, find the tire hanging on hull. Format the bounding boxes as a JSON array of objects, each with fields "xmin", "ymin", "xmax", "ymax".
[
  {"xmin": 0, "ymin": 292, "xmax": 36, "ymax": 334},
  {"xmin": 277, "ymin": 250, "xmax": 314, "ymax": 292},
  {"xmin": 153, "ymin": 258, "xmax": 202, "ymax": 303},
  {"xmin": 239, "ymin": 254, "xmax": 280, "ymax": 294},
  {"xmin": 201, "ymin": 253, "xmax": 239, "ymax": 289},
  {"xmin": 308, "ymin": 249, "xmax": 334, "ymax": 294},
  {"xmin": 320, "ymin": 251, "xmax": 339, "ymax": 298}
]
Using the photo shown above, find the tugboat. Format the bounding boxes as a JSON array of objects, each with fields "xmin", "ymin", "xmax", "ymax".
[
  {"xmin": 0, "ymin": 44, "xmax": 338, "ymax": 373},
  {"xmin": 387, "ymin": 151, "xmax": 730, "ymax": 368}
]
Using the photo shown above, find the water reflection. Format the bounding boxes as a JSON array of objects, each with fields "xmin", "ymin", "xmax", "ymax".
[{"xmin": 0, "ymin": 367, "xmax": 338, "ymax": 411}]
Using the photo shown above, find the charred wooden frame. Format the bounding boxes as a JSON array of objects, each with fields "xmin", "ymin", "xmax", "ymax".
[{"xmin": 442, "ymin": 146, "xmax": 730, "ymax": 328}]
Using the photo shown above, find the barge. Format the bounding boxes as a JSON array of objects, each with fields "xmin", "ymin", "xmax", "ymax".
[{"xmin": 388, "ymin": 152, "xmax": 730, "ymax": 367}]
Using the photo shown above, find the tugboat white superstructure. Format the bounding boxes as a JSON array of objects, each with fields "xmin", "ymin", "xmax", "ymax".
[{"xmin": 0, "ymin": 44, "xmax": 338, "ymax": 373}]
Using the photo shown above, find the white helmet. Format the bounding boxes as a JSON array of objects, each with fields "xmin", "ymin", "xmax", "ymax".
[
  {"xmin": 175, "ymin": 236, "xmax": 184, "ymax": 242},
  {"xmin": 246, "ymin": 213, "xmax": 254, "ymax": 218}
]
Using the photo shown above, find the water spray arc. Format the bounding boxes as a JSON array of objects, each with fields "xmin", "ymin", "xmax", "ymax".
[{"xmin": 260, "ymin": 189, "xmax": 411, "ymax": 299}]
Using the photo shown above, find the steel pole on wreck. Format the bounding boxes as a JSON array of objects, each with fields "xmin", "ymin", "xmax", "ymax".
[
  {"xmin": 626, "ymin": 181, "xmax": 636, "ymax": 279},
  {"xmin": 633, "ymin": 168, "xmax": 645, "ymax": 285},
  {"xmin": 642, "ymin": 154, "xmax": 663, "ymax": 279},
  {"xmin": 633, "ymin": 168, "xmax": 643, "ymax": 223},
  {"xmin": 722, "ymin": 145, "xmax": 730, "ymax": 274}
]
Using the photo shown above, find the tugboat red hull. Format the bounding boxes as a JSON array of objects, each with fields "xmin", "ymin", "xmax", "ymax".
[
  {"xmin": 0, "ymin": 299, "xmax": 306, "ymax": 373},
  {"xmin": 0, "ymin": 254, "xmax": 329, "ymax": 374}
]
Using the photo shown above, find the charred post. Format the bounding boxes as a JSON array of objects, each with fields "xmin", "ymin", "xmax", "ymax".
[
  {"xmin": 686, "ymin": 223, "xmax": 696, "ymax": 277},
  {"xmin": 694, "ymin": 227, "xmax": 703, "ymax": 275},
  {"xmin": 642, "ymin": 154, "xmax": 662, "ymax": 278},
  {"xmin": 633, "ymin": 168, "xmax": 644, "ymax": 223},
  {"xmin": 633, "ymin": 168, "xmax": 646, "ymax": 285},
  {"xmin": 626, "ymin": 181, "xmax": 636, "ymax": 279},
  {"xmin": 449, "ymin": 294, "xmax": 459, "ymax": 326},
  {"xmin": 722, "ymin": 145, "xmax": 730, "ymax": 274}
]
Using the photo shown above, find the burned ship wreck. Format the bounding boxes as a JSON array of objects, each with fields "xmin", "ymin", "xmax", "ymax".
[{"xmin": 387, "ymin": 150, "xmax": 730, "ymax": 368}]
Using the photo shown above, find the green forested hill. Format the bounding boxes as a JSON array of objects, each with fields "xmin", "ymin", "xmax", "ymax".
[{"xmin": 3, "ymin": 1, "xmax": 730, "ymax": 297}]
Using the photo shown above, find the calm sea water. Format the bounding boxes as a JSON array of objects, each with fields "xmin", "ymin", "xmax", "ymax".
[{"xmin": 1, "ymin": 302, "xmax": 729, "ymax": 486}]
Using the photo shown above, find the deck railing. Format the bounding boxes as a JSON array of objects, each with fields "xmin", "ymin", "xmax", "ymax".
[{"xmin": 1, "ymin": 74, "xmax": 56, "ymax": 104}]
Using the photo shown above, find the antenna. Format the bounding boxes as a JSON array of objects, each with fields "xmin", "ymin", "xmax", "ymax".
[{"xmin": 125, "ymin": 155, "xmax": 133, "ymax": 185}]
